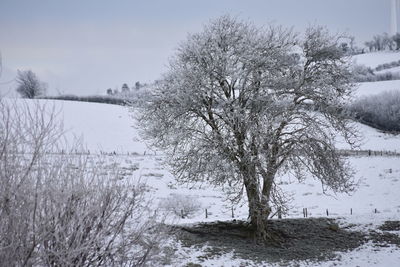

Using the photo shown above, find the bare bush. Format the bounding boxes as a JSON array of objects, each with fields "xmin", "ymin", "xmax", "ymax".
[
  {"xmin": 375, "ymin": 59, "xmax": 400, "ymax": 71},
  {"xmin": 349, "ymin": 90, "xmax": 400, "ymax": 132},
  {"xmin": 0, "ymin": 99, "xmax": 166, "ymax": 266},
  {"xmin": 160, "ymin": 194, "xmax": 202, "ymax": 219},
  {"xmin": 353, "ymin": 64, "xmax": 400, "ymax": 83}
]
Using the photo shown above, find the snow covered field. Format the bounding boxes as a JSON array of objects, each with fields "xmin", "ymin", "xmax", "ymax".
[
  {"xmin": 15, "ymin": 97, "xmax": 398, "ymax": 266},
  {"xmin": 354, "ymin": 51, "xmax": 400, "ymax": 69},
  {"xmin": 356, "ymin": 79, "xmax": 400, "ymax": 98},
  {"xmin": 58, "ymin": 100, "xmax": 148, "ymax": 154},
  {"xmin": 353, "ymin": 51, "xmax": 400, "ymax": 98}
]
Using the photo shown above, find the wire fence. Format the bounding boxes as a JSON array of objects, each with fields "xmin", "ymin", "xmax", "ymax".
[
  {"xmin": 338, "ymin": 149, "xmax": 400, "ymax": 157},
  {"xmin": 27, "ymin": 148, "xmax": 400, "ymax": 157}
]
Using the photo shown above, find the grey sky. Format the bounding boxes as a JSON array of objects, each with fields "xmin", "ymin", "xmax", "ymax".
[{"xmin": 0, "ymin": 0, "xmax": 392, "ymax": 96}]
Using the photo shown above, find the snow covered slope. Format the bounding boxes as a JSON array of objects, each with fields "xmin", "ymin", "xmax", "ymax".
[
  {"xmin": 355, "ymin": 79, "xmax": 400, "ymax": 98},
  {"xmin": 25, "ymin": 99, "xmax": 149, "ymax": 154},
  {"xmin": 17, "ymin": 98, "xmax": 397, "ymax": 154},
  {"xmin": 354, "ymin": 51, "xmax": 400, "ymax": 69},
  {"xmin": 352, "ymin": 51, "xmax": 400, "ymax": 97}
]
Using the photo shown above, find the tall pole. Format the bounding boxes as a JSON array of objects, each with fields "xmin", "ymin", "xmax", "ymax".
[{"xmin": 392, "ymin": 0, "xmax": 399, "ymax": 35}]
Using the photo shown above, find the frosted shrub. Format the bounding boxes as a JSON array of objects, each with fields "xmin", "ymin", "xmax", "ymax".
[
  {"xmin": 161, "ymin": 194, "xmax": 202, "ymax": 218},
  {"xmin": 0, "ymin": 99, "xmax": 165, "ymax": 266},
  {"xmin": 353, "ymin": 64, "xmax": 400, "ymax": 82},
  {"xmin": 350, "ymin": 90, "xmax": 400, "ymax": 132},
  {"xmin": 375, "ymin": 59, "xmax": 400, "ymax": 72}
]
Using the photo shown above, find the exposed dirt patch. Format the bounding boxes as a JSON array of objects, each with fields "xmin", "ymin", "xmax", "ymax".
[
  {"xmin": 378, "ymin": 221, "xmax": 400, "ymax": 231},
  {"xmin": 369, "ymin": 231, "xmax": 400, "ymax": 247},
  {"xmin": 174, "ymin": 218, "xmax": 367, "ymax": 264},
  {"xmin": 370, "ymin": 220, "xmax": 400, "ymax": 247}
]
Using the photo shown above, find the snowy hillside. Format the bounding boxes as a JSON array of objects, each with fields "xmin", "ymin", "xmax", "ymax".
[
  {"xmin": 353, "ymin": 51, "xmax": 400, "ymax": 97},
  {"xmin": 354, "ymin": 51, "xmax": 400, "ymax": 69},
  {"xmin": 41, "ymin": 99, "xmax": 148, "ymax": 154},
  {"xmin": 355, "ymin": 79, "xmax": 400, "ymax": 98},
  {"xmin": 36, "ymin": 99, "xmax": 399, "ymax": 153}
]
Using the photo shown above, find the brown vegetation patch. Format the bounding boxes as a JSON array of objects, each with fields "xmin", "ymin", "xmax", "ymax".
[{"xmin": 175, "ymin": 218, "xmax": 367, "ymax": 264}]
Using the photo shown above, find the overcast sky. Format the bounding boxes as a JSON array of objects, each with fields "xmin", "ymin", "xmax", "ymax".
[{"xmin": 0, "ymin": 0, "xmax": 394, "ymax": 96}]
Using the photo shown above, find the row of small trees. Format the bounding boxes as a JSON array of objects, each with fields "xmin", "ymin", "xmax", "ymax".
[
  {"xmin": 364, "ymin": 33, "xmax": 400, "ymax": 52},
  {"xmin": 106, "ymin": 81, "xmax": 145, "ymax": 96},
  {"xmin": 13, "ymin": 69, "xmax": 147, "ymax": 99},
  {"xmin": 352, "ymin": 64, "xmax": 400, "ymax": 83}
]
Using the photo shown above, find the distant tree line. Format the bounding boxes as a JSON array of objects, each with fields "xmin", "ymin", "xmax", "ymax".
[
  {"xmin": 41, "ymin": 95, "xmax": 129, "ymax": 106},
  {"xmin": 364, "ymin": 33, "xmax": 400, "ymax": 52},
  {"xmin": 352, "ymin": 64, "xmax": 400, "ymax": 83},
  {"xmin": 106, "ymin": 81, "xmax": 146, "ymax": 96},
  {"xmin": 374, "ymin": 59, "xmax": 400, "ymax": 72}
]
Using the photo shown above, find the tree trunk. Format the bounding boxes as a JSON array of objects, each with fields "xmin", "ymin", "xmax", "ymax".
[{"xmin": 242, "ymin": 164, "xmax": 271, "ymax": 241}]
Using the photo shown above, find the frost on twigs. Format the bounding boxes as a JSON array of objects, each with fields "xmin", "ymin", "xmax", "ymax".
[
  {"xmin": 0, "ymin": 99, "xmax": 167, "ymax": 266},
  {"xmin": 137, "ymin": 15, "xmax": 358, "ymax": 240}
]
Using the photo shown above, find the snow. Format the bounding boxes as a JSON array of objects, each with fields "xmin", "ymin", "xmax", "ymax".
[
  {"xmin": 61, "ymin": 101, "xmax": 148, "ymax": 154},
  {"xmin": 355, "ymin": 80, "xmax": 400, "ymax": 98},
  {"xmin": 13, "ymin": 99, "xmax": 149, "ymax": 154},
  {"xmin": 354, "ymin": 51, "xmax": 400, "ymax": 69},
  {"xmin": 297, "ymin": 243, "xmax": 400, "ymax": 267},
  {"xmin": 335, "ymin": 122, "xmax": 400, "ymax": 151}
]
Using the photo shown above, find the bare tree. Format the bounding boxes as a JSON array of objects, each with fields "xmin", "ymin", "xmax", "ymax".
[
  {"xmin": 393, "ymin": 33, "xmax": 400, "ymax": 50},
  {"xmin": 137, "ymin": 16, "xmax": 357, "ymax": 240},
  {"xmin": 16, "ymin": 70, "xmax": 46, "ymax": 98},
  {"xmin": 382, "ymin": 33, "xmax": 395, "ymax": 51},
  {"xmin": 364, "ymin": 41, "xmax": 375, "ymax": 52},
  {"xmin": 122, "ymin": 83, "xmax": 130, "ymax": 93},
  {"xmin": 135, "ymin": 81, "xmax": 141, "ymax": 90},
  {"xmin": 106, "ymin": 88, "xmax": 113, "ymax": 95},
  {"xmin": 0, "ymin": 99, "xmax": 166, "ymax": 266},
  {"xmin": 372, "ymin": 35, "xmax": 384, "ymax": 51}
]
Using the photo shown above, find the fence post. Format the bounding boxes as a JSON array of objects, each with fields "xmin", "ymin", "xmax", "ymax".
[
  {"xmin": 231, "ymin": 207, "xmax": 234, "ymax": 218},
  {"xmin": 350, "ymin": 208, "xmax": 352, "ymax": 215},
  {"xmin": 326, "ymin": 209, "xmax": 329, "ymax": 216},
  {"xmin": 205, "ymin": 209, "xmax": 208, "ymax": 219}
]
